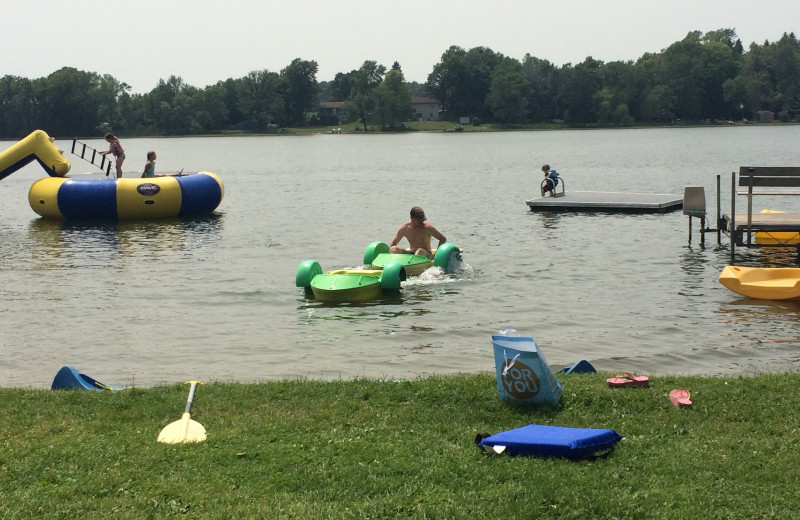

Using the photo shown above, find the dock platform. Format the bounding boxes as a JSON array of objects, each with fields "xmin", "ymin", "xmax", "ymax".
[
  {"xmin": 689, "ymin": 168, "xmax": 800, "ymax": 261},
  {"xmin": 721, "ymin": 211, "xmax": 800, "ymax": 233},
  {"xmin": 526, "ymin": 192, "xmax": 683, "ymax": 213}
]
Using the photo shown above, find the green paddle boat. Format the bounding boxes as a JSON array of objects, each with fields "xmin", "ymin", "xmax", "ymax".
[
  {"xmin": 296, "ymin": 260, "xmax": 407, "ymax": 303},
  {"xmin": 362, "ymin": 241, "xmax": 462, "ymax": 276}
]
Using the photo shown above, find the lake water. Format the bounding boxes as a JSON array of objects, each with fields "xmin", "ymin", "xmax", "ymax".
[{"xmin": 3, "ymin": 126, "xmax": 800, "ymax": 389}]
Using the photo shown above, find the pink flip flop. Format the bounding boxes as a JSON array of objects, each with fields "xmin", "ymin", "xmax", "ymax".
[
  {"xmin": 669, "ymin": 389, "xmax": 693, "ymax": 408},
  {"xmin": 622, "ymin": 373, "xmax": 649, "ymax": 387},
  {"xmin": 606, "ymin": 373, "xmax": 650, "ymax": 388}
]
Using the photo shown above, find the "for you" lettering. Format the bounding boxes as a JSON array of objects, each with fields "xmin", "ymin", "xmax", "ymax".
[{"xmin": 501, "ymin": 360, "xmax": 541, "ymax": 399}]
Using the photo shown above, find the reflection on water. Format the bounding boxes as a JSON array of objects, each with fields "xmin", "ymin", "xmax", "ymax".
[
  {"xmin": 718, "ymin": 298, "xmax": 800, "ymax": 353},
  {"xmin": 530, "ymin": 212, "xmax": 564, "ymax": 230},
  {"xmin": 749, "ymin": 247, "xmax": 800, "ymax": 267},
  {"xmin": 26, "ymin": 214, "xmax": 224, "ymax": 267}
]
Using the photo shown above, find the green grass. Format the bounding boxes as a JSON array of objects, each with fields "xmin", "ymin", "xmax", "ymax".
[{"xmin": 2, "ymin": 372, "xmax": 799, "ymax": 518}]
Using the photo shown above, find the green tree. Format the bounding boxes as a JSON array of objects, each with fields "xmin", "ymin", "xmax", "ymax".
[
  {"xmin": 427, "ymin": 46, "xmax": 503, "ymax": 122},
  {"xmin": 699, "ymin": 30, "xmax": 743, "ymax": 119},
  {"xmin": 346, "ymin": 60, "xmax": 385, "ymax": 131},
  {"xmin": 141, "ymin": 76, "xmax": 194, "ymax": 135},
  {"xmin": 658, "ymin": 30, "xmax": 741, "ymax": 120},
  {"xmin": 462, "ymin": 47, "xmax": 504, "ymax": 120},
  {"xmin": 329, "ymin": 72, "xmax": 355, "ymax": 101},
  {"xmin": 597, "ymin": 60, "xmax": 639, "ymax": 124},
  {"xmin": 592, "ymin": 87, "xmax": 615, "ymax": 125},
  {"xmin": 633, "ymin": 52, "xmax": 670, "ymax": 122},
  {"xmin": 640, "ymin": 83, "xmax": 677, "ymax": 122},
  {"xmin": 521, "ymin": 55, "xmax": 560, "ymax": 123},
  {"xmin": 407, "ymin": 81, "xmax": 431, "ymax": 99},
  {"xmin": 93, "ymin": 74, "xmax": 131, "ymax": 134},
  {"xmin": 218, "ymin": 78, "xmax": 248, "ymax": 128},
  {"xmin": 486, "ymin": 57, "xmax": 530, "ymax": 123},
  {"xmin": 0, "ymin": 75, "xmax": 37, "ymax": 137},
  {"xmin": 771, "ymin": 32, "xmax": 800, "ymax": 118},
  {"xmin": 281, "ymin": 58, "xmax": 319, "ymax": 127},
  {"xmin": 426, "ymin": 46, "xmax": 468, "ymax": 120},
  {"xmin": 371, "ymin": 68, "xmax": 413, "ymax": 129},
  {"xmin": 237, "ymin": 70, "xmax": 287, "ymax": 131},
  {"xmin": 559, "ymin": 58, "xmax": 602, "ymax": 124},
  {"xmin": 36, "ymin": 67, "xmax": 107, "ymax": 136}
]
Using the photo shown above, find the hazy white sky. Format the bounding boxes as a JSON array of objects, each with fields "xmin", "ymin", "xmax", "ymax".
[{"xmin": 4, "ymin": 0, "xmax": 798, "ymax": 93}]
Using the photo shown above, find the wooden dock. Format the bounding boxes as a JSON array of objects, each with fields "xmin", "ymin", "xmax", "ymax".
[
  {"xmin": 526, "ymin": 191, "xmax": 683, "ymax": 213},
  {"xmin": 722, "ymin": 211, "xmax": 800, "ymax": 234},
  {"xmin": 696, "ymin": 167, "xmax": 800, "ymax": 261}
]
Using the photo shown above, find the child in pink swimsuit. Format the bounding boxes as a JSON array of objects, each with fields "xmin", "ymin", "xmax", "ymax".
[{"xmin": 100, "ymin": 133, "xmax": 125, "ymax": 178}]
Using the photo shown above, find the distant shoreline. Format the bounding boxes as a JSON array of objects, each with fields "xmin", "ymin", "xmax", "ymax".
[{"xmin": 32, "ymin": 120, "xmax": 798, "ymax": 141}]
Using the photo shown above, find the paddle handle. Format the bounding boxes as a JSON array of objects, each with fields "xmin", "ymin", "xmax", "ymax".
[{"xmin": 184, "ymin": 381, "xmax": 203, "ymax": 414}]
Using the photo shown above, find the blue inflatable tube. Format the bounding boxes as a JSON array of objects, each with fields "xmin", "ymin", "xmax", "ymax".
[{"xmin": 28, "ymin": 172, "xmax": 224, "ymax": 220}]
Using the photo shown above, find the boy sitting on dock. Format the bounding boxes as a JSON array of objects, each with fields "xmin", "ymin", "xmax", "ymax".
[{"xmin": 541, "ymin": 164, "xmax": 559, "ymax": 196}]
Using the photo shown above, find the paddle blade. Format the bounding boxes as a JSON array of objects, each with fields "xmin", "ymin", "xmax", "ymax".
[{"xmin": 157, "ymin": 412, "xmax": 207, "ymax": 444}]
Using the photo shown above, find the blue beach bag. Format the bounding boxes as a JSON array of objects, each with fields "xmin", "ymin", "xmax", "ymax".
[{"xmin": 492, "ymin": 331, "xmax": 563, "ymax": 405}]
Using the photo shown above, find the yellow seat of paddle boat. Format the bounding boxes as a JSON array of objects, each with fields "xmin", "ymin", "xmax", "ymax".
[
  {"xmin": 754, "ymin": 209, "xmax": 800, "ymax": 245},
  {"xmin": 718, "ymin": 265, "xmax": 800, "ymax": 300}
]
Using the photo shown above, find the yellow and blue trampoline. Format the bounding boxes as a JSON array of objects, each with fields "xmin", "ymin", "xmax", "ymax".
[{"xmin": 28, "ymin": 173, "xmax": 224, "ymax": 219}]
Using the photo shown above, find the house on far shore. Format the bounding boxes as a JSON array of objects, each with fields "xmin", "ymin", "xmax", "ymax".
[
  {"xmin": 318, "ymin": 101, "xmax": 347, "ymax": 125},
  {"xmin": 318, "ymin": 98, "xmax": 441, "ymax": 124},
  {"xmin": 411, "ymin": 98, "xmax": 440, "ymax": 121},
  {"xmin": 755, "ymin": 110, "xmax": 775, "ymax": 122}
]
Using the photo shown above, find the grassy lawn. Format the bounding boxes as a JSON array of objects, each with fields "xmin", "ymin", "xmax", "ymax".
[{"xmin": 2, "ymin": 372, "xmax": 798, "ymax": 519}]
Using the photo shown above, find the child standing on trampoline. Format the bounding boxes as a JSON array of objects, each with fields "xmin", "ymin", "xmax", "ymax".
[{"xmin": 100, "ymin": 133, "xmax": 125, "ymax": 178}]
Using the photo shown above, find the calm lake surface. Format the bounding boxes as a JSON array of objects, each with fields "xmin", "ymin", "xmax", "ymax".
[{"xmin": 3, "ymin": 126, "xmax": 800, "ymax": 389}]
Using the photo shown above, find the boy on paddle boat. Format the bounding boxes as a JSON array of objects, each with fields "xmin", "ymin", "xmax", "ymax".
[
  {"xmin": 389, "ymin": 206, "xmax": 446, "ymax": 259},
  {"xmin": 360, "ymin": 206, "xmax": 462, "ymax": 277}
]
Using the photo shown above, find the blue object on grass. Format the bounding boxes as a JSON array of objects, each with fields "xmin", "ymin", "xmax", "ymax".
[
  {"xmin": 51, "ymin": 366, "xmax": 124, "ymax": 391},
  {"xmin": 477, "ymin": 424, "xmax": 622, "ymax": 458},
  {"xmin": 557, "ymin": 359, "xmax": 597, "ymax": 374}
]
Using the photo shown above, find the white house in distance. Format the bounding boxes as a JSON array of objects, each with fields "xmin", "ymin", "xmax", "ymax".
[{"xmin": 411, "ymin": 97, "xmax": 440, "ymax": 121}]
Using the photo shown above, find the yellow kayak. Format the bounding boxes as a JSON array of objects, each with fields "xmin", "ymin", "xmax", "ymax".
[{"xmin": 719, "ymin": 265, "xmax": 800, "ymax": 300}]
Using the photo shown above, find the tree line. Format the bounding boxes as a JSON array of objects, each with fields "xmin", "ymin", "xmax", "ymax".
[{"xmin": 1, "ymin": 28, "xmax": 799, "ymax": 138}]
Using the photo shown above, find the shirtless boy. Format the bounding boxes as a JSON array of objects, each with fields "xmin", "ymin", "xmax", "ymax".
[{"xmin": 389, "ymin": 206, "xmax": 446, "ymax": 259}]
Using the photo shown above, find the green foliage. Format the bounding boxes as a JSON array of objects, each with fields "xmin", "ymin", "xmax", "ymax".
[
  {"xmin": 1, "ymin": 29, "xmax": 800, "ymax": 137},
  {"xmin": 371, "ymin": 70, "xmax": 414, "ymax": 130},
  {"xmin": 2, "ymin": 372, "xmax": 800, "ymax": 518},
  {"xmin": 487, "ymin": 58, "xmax": 530, "ymax": 123},
  {"xmin": 236, "ymin": 70, "xmax": 287, "ymax": 132},
  {"xmin": 281, "ymin": 59, "xmax": 320, "ymax": 127}
]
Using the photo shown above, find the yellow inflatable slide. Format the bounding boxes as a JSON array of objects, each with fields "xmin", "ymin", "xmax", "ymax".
[{"xmin": 0, "ymin": 130, "xmax": 70, "ymax": 180}]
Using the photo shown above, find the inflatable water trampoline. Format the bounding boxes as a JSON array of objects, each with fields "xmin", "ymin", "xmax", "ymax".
[{"xmin": 1, "ymin": 130, "xmax": 224, "ymax": 220}]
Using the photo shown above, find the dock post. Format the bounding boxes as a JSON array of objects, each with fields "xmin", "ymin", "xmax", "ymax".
[
  {"xmin": 716, "ymin": 175, "xmax": 721, "ymax": 245},
  {"xmin": 730, "ymin": 172, "xmax": 736, "ymax": 263}
]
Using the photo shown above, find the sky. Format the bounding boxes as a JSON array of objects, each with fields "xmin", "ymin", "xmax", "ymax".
[{"xmin": 4, "ymin": 0, "xmax": 799, "ymax": 94}]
